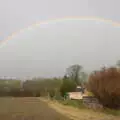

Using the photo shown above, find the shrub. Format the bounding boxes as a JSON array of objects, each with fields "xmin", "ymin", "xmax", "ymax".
[
  {"xmin": 49, "ymin": 89, "xmax": 55, "ymax": 98},
  {"xmin": 87, "ymin": 67, "xmax": 120, "ymax": 109},
  {"xmin": 60, "ymin": 78, "xmax": 76, "ymax": 97}
]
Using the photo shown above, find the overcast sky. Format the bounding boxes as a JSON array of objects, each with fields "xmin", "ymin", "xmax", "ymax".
[{"xmin": 0, "ymin": 0, "xmax": 120, "ymax": 78}]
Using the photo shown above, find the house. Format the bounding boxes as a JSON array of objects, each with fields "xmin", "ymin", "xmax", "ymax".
[{"xmin": 67, "ymin": 86, "xmax": 88, "ymax": 100}]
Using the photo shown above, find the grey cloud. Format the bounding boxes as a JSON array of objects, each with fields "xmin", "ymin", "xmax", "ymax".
[{"xmin": 0, "ymin": 0, "xmax": 119, "ymax": 78}]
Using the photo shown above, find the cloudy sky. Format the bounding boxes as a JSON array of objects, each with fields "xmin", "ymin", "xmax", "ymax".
[{"xmin": 0, "ymin": 0, "xmax": 120, "ymax": 78}]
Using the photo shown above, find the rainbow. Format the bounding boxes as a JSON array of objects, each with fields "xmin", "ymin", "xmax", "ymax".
[{"xmin": 1, "ymin": 16, "xmax": 120, "ymax": 47}]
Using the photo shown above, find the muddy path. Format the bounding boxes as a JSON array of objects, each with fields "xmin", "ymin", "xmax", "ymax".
[{"xmin": 0, "ymin": 97, "xmax": 71, "ymax": 120}]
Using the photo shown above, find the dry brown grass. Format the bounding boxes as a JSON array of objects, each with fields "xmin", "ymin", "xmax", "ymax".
[{"xmin": 40, "ymin": 98, "xmax": 120, "ymax": 120}]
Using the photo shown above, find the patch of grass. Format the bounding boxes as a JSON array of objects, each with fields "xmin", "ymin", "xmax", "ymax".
[
  {"xmin": 58, "ymin": 99, "xmax": 120, "ymax": 117},
  {"xmin": 103, "ymin": 108, "xmax": 120, "ymax": 116},
  {"xmin": 59, "ymin": 99, "xmax": 86, "ymax": 109}
]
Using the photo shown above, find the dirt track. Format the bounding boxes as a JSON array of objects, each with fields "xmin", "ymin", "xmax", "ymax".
[{"xmin": 0, "ymin": 97, "xmax": 71, "ymax": 120}]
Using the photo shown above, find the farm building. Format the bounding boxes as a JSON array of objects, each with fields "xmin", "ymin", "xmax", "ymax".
[{"xmin": 67, "ymin": 86, "xmax": 88, "ymax": 100}]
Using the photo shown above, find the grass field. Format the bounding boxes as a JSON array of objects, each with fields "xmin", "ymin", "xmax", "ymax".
[
  {"xmin": 41, "ymin": 98, "xmax": 120, "ymax": 120},
  {"xmin": 0, "ymin": 97, "xmax": 71, "ymax": 120}
]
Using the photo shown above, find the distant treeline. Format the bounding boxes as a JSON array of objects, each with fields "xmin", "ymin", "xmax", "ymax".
[
  {"xmin": 0, "ymin": 78, "xmax": 62, "ymax": 97},
  {"xmin": 0, "ymin": 64, "xmax": 87, "ymax": 98}
]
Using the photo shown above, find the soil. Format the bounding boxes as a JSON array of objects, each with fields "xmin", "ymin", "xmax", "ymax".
[{"xmin": 0, "ymin": 97, "xmax": 71, "ymax": 120}]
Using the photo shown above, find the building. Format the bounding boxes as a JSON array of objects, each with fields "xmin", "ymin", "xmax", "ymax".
[{"xmin": 67, "ymin": 86, "xmax": 87, "ymax": 100}]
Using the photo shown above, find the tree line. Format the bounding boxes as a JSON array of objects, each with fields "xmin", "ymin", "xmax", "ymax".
[{"xmin": 0, "ymin": 64, "xmax": 87, "ymax": 97}]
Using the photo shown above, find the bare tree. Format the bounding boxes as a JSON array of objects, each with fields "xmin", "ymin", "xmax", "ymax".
[{"xmin": 66, "ymin": 64, "xmax": 83, "ymax": 85}]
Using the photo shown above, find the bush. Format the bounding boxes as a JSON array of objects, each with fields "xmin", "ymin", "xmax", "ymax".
[
  {"xmin": 60, "ymin": 77, "xmax": 76, "ymax": 97},
  {"xmin": 87, "ymin": 67, "xmax": 120, "ymax": 109},
  {"xmin": 49, "ymin": 89, "xmax": 55, "ymax": 98}
]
